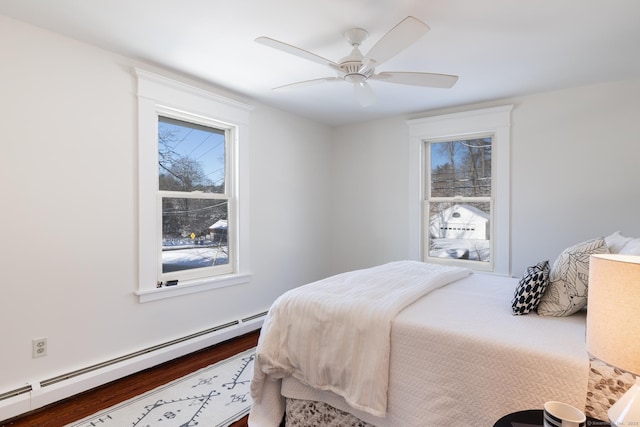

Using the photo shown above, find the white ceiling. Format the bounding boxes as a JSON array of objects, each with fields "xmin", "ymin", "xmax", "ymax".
[{"xmin": 1, "ymin": 0, "xmax": 639, "ymax": 126}]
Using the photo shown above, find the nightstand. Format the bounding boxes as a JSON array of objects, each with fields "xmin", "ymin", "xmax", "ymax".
[{"xmin": 493, "ymin": 409, "xmax": 607, "ymax": 427}]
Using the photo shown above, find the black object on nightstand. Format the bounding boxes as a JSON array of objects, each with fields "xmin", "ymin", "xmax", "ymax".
[{"xmin": 493, "ymin": 409, "xmax": 607, "ymax": 427}]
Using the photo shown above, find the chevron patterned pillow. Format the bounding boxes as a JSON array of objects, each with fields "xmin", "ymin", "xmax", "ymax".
[{"xmin": 511, "ymin": 260, "xmax": 550, "ymax": 315}]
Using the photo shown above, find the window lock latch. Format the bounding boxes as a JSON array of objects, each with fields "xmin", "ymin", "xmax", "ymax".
[{"xmin": 157, "ymin": 280, "xmax": 179, "ymax": 288}]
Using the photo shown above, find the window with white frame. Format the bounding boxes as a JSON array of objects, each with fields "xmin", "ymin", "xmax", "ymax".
[
  {"xmin": 426, "ymin": 136, "xmax": 493, "ymax": 269},
  {"xmin": 135, "ymin": 69, "xmax": 253, "ymax": 302},
  {"xmin": 157, "ymin": 114, "xmax": 232, "ymax": 280},
  {"xmin": 407, "ymin": 105, "xmax": 513, "ymax": 275}
]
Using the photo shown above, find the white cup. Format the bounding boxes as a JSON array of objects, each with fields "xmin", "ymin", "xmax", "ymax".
[{"xmin": 543, "ymin": 401, "xmax": 586, "ymax": 427}]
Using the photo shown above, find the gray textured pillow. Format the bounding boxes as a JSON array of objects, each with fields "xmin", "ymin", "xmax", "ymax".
[{"xmin": 537, "ymin": 238, "xmax": 609, "ymax": 317}]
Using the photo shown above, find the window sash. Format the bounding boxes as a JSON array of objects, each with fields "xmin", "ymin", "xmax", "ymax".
[
  {"xmin": 155, "ymin": 112, "xmax": 234, "ymax": 283},
  {"xmin": 423, "ymin": 135, "xmax": 495, "ymax": 271},
  {"xmin": 158, "ymin": 114, "xmax": 230, "ymax": 195},
  {"xmin": 158, "ymin": 195, "xmax": 234, "ymax": 282},
  {"xmin": 423, "ymin": 199, "xmax": 493, "ymax": 271},
  {"xmin": 427, "ymin": 137, "xmax": 492, "ymax": 199}
]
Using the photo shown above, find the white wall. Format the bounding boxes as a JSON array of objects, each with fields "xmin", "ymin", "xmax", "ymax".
[
  {"xmin": 509, "ymin": 80, "xmax": 640, "ymax": 274},
  {"xmin": 0, "ymin": 14, "xmax": 331, "ymax": 399},
  {"xmin": 327, "ymin": 118, "xmax": 413, "ymax": 273},
  {"xmin": 328, "ymin": 79, "xmax": 640, "ymax": 277}
]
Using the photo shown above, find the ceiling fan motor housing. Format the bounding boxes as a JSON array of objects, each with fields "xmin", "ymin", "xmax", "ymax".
[
  {"xmin": 342, "ymin": 63, "xmax": 373, "ymax": 83},
  {"xmin": 339, "ymin": 29, "xmax": 374, "ymax": 84}
]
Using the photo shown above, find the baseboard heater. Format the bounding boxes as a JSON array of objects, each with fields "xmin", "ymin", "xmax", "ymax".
[
  {"xmin": 0, "ymin": 386, "xmax": 33, "ymax": 403},
  {"xmin": 241, "ymin": 311, "xmax": 268, "ymax": 323},
  {"xmin": 41, "ymin": 320, "xmax": 244, "ymax": 388},
  {"xmin": 0, "ymin": 311, "xmax": 267, "ymax": 421}
]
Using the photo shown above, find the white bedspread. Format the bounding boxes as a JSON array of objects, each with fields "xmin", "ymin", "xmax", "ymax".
[
  {"xmin": 249, "ymin": 261, "xmax": 471, "ymax": 420},
  {"xmin": 279, "ymin": 273, "xmax": 590, "ymax": 427}
]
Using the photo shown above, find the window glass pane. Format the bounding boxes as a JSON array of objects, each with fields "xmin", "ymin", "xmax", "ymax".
[
  {"xmin": 161, "ymin": 197, "xmax": 229, "ymax": 273},
  {"xmin": 158, "ymin": 116, "xmax": 226, "ymax": 193},
  {"xmin": 429, "ymin": 138, "xmax": 492, "ymax": 198},
  {"xmin": 428, "ymin": 201, "xmax": 490, "ymax": 263}
]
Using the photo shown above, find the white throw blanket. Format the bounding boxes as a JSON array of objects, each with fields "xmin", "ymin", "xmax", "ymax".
[{"xmin": 249, "ymin": 261, "xmax": 471, "ymax": 418}]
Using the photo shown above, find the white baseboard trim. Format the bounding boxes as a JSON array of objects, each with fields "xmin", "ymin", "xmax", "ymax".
[{"xmin": 0, "ymin": 315, "xmax": 264, "ymax": 422}]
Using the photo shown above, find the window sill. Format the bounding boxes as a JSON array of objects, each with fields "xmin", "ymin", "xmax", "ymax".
[{"xmin": 136, "ymin": 273, "xmax": 251, "ymax": 303}]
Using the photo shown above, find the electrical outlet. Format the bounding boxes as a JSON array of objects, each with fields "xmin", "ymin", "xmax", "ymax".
[{"xmin": 32, "ymin": 338, "xmax": 47, "ymax": 358}]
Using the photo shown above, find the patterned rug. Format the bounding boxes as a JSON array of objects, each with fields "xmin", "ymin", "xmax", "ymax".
[{"xmin": 66, "ymin": 347, "xmax": 255, "ymax": 427}]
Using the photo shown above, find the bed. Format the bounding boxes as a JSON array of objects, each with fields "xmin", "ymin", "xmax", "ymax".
[{"xmin": 248, "ymin": 260, "xmax": 591, "ymax": 427}]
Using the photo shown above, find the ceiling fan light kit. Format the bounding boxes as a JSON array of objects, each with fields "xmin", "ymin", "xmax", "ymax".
[{"xmin": 256, "ymin": 16, "xmax": 458, "ymax": 107}]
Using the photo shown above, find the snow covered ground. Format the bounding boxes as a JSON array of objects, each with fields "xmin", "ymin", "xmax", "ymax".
[
  {"xmin": 162, "ymin": 246, "xmax": 228, "ymax": 272},
  {"xmin": 430, "ymin": 238, "xmax": 490, "ymax": 262},
  {"xmin": 160, "ymin": 239, "xmax": 490, "ymax": 273}
]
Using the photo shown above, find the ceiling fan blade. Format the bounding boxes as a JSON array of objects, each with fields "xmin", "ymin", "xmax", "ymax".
[
  {"xmin": 371, "ymin": 72, "xmax": 458, "ymax": 88},
  {"xmin": 273, "ymin": 77, "xmax": 341, "ymax": 90},
  {"xmin": 353, "ymin": 81, "xmax": 375, "ymax": 107},
  {"xmin": 256, "ymin": 36, "xmax": 340, "ymax": 70},
  {"xmin": 364, "ymin": 16, "xmax": 430, "ymax": 67}
]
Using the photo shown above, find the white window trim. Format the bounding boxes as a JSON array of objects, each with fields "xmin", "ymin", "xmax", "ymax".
[
  {"xmin": 135, "ymin": 68, "xmax": 253, "ymax": 302},
  {"xmin": 407, "ymin": 105, "xmax": 513, "ymax": 276}
]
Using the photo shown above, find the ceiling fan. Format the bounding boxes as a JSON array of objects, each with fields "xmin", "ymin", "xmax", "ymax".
[{"xmin": 255, "ymin": 16, "xmax": 458, "ymax": 107}]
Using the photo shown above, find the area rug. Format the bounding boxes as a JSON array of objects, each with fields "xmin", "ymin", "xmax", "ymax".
[{"xmin": 66, "ymin": 347, "xmax": 255, "ymax": 427}]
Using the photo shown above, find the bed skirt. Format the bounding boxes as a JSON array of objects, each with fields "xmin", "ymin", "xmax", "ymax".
[{"xmin": 285, "ymin": 398, "xmax": 375, "ymax": 427}]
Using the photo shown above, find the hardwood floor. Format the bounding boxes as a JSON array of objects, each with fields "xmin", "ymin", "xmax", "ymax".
[{"xmin": 1, "ymin": 330, "xmax": 260, "ymax": 427}]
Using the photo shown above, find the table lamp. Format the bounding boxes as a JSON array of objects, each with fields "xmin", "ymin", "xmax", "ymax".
[{"xmin": 586, "ymin": 254, "xmax": 640, "ymax": 426}]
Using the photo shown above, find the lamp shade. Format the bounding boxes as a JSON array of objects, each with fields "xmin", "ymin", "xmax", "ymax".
[{"xmin": 586, "ymin": 253, "xmax": 640, "ymax": 375}]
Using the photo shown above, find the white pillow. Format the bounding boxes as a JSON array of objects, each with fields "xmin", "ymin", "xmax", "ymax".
[
  {"xmin": 605, "ymin": 231, "xmax": 633, "ymax": 254},
  {"xmin": 620, "ymin": 238, "xmax": 640, "ymax": 255},
  {"xmin": 537, "ymin": 237, "xmax": 609, "ymax": 317}
]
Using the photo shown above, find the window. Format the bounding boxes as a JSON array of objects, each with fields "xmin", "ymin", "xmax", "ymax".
[
  {"xmin": 426, "ymin": 136, "xmax": 493, "ymax": 268},
  {"xmin": 158, "ymin": 115, "xmax": 232, "ymax": 280},
  {"xmin": 407, "ymin": 105, "xmax": 513, "ymax": 275},
  {"xmin": 135, "ymin": 69, "xmax": 253, "ymax": 302}
]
